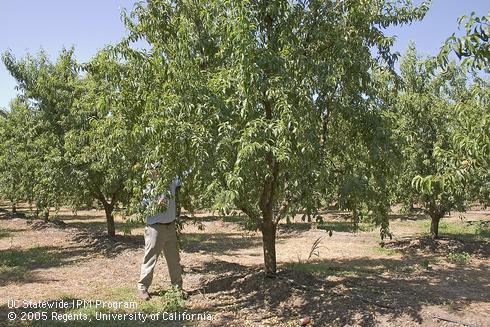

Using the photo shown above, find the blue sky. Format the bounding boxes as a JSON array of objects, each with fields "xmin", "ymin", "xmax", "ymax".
[{"xmin": 0, "ymin": 0, "xmax": 489, "ymax": 109}]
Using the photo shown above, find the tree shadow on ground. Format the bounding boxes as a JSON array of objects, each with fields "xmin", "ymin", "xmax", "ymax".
[
  {"xmin": 53, "ymin": 206, "xmax": 107, "ymax": 220},
  {"xmin": 185, "ymin": 215, "xmax": 260, "ymax": 233},
  {"xmin": 62, "ymin": 220, "xmax": 126, "ymax": 232},
  {"xmin": 0, "ymin": 226, "xmax": 30, "ymax": 239},
  {"xmin": 180, "ymin": 232, "xmax": 262, "ymax": 254},
  {"xmin": 193, "ymin": 256, "xmax": 489, "ymax": 326},
  {"xmin": 0, "ymin": 210, "xmax": 28, "ymax": 220},
  {"xmin": 388, "ymin": 213, "xmax": 427, "ymax": 221},
  {"xmin": 0, "ymin": 245, "xmax": 102, "ymax": 286},
  {"xmin": 67, "ymin": 230, "xmax": 143, "ymax": 256},
  {"xmin": 51, "ymin": 213, "xmax": 102, "ymax": 222},
  {"xmin": 317, "ymin": 221, "xmax": 354, "ymax": 233},
  {"xmin": 1, "ymin": 229, "xmax": 145, "ymax": 288},
  {"xmin": 1, "ymin": 211, "xmax": 144, "ymax": 257},
  {"xmin": 0, "ymin": 228, "xmax": 10, "ymax": 239},
  {"xmin": 189, "ymin": 214, "xmax": 357, "ymax": 235},
  {"xmin": 277, "ymin": 222, "xmax": 312, "ymax": 234},
  {"xmin": 384, "ymin": 236, "xmax": 490, "ymax": 258},
  {"xmin": 68, "ymin": 226, "xmax": 263, "ymax": 258},
  {"xmin": 186, "ymin": 215, "xmax": 233, "ymax": 222}
]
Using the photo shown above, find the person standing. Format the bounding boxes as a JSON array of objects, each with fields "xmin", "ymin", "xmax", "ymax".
[{"xmin": 137, "ymin": 170, "xmax": 183, "ymax": 301}]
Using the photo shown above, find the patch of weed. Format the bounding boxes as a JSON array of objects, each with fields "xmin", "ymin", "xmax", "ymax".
[
  {"xmin": 447, "ymin": 251, "xmax": 471, "ymax": 264},
  {"xmin": 374, "ymin": 247, "xmax": 398, "ymax": 256},
  {"xmin": 0, "ymin": 228, "xmax": 11, "ymax": 239}
]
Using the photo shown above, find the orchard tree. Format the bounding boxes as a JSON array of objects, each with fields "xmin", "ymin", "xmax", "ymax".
[
  {"xmin": 452, "ymin": 80, "xmax": 490, "ymax": 207},
  {"xmin": 0, "ymin": 98, "xmax": 35, "ymax": 213},
  {"xmin": 2, "ymin": 48, "xmax": 148, "ymax": 233},
  {"xmin": 2, "ymin": 49, "xmax": 80, "ymax": 221},
  {"xmin": 120, "ymin": 0, "xmax": 429, "ymax": 276},
  {"xmin": 394, "ymin": 46, "xmax": 475, "ymax": 238},
  {"xmin": 326, "ymin": 77, "xmax": 399, "ymax": 232},
  {"xmin": 426, "ymin": 79, "xmax": 490, "ymax": 213},
  {"xmin": 402, "ymin": 12, "xmax": 490, "ymax": 238},
  {"xmin": 64, "ymin": 51, "xmax": 146, "ymax": 236},
  {"xmin": 437, "ymin": 12, "xmax": 490, "ymax": 207}
]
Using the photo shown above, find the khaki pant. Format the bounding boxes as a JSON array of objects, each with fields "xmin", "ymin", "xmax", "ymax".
[{"xmin": 137, "ymin": 221, "xmax": 183, "ymax": 291}]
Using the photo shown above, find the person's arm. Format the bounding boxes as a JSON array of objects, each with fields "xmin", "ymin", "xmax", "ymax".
[
  {"xmin": 139, "ymin": 198, "xmax": 150, "ymax": 209},
  {"xmin": 139, "ymin": 182, "xmax": 152, "ymax": 212},
  {"xmin": 156, "ymin": 194, "xmax": 168, "ymax": 207},
  {"xmin": 139, "ymin": 181, "xmax": 166, "ymax": 214}
]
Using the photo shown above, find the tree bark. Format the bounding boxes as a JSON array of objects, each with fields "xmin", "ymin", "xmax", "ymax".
[
  {"xmin": 92, "ymin": 186, "xmax": 117, "ymax": 237},
  {"xmin": 427, "ymin": 201, "xmax": 445, "ymax": 239},
  {"xmin": 103, "ymin": 202, "xmax": 115, "ymax": 237},
  {"xmin": 43, "ymin": 210, "xmax": 49, "ymax": 223},
  {"xmin": 261, "ymin": 215, "xmax": 277, "ymax": 277},
  {"xmin": 12, "ymin": 202, "xmax": 16, "ymax": 214},
  {"xmin": 430, "ymin": 214, "xmax": 441, "ymax": 239},
  {"xmin": 352, "ymin": 207, "xmax": 359, "ymax": 232}
]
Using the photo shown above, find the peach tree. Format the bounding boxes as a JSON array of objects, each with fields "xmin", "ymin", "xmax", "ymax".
[
  {"xmin": 0, "ymin": 99, "xmax": 36, "ymax": 214},
  {"xmin": 119, "ymin": 0, "xmax": 429, "ymax": 276},
  {"xmin": 63, "ymin": 51, "xmax": 147, "ymax": 236},
  {"xmin": 2, "ymin": 49, "xmax": 79, "ymax": 221}
]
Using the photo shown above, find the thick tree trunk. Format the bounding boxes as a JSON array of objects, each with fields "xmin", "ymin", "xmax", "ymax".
[
  {"xmin": 259, "ymin": 73, "xmax": 279, "ymax": 277},
  {"xmin": 430, "ymin": 215, "xmax": 441, "ymax": 239},
  {"xmin": 43, "ymin": 210, "xmax": 49, "ymax": 223},
  {"xmin": 103, "ymin": 203, "xmax": 115, "ymax": 237},
  {"xmin": 12, "ymin": 203, "xmax": 16, "ymax": 214},
  {"xmin": 261, "ymin": 213, "xmax": 277, "ymax": 277}
]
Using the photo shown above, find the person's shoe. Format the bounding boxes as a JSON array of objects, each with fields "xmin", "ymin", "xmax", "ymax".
[
  {"xmin": 137, "ymin": 289, "xmax": 151, "ymax": 301},
  {"xmin": 180, "ymin": 289, "xmax": 189, "ymax": 300}
]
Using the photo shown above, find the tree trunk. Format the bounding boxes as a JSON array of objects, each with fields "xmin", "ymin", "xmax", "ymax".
[
  {"xmin": 430, "ymin": 215, "xmax": 441, "ymax": 239},
  {"xmin": 12, "ymin": 202, "xmax": 16, "ymax": 214},
  {"xmin": 261, "ymin": 213, "xmax": 277, "ymax": 277},
  {"xmin": 103, "ymin": 203, "xmax": 115, "ymax": 237},
  {"xmin": 352, "ymin": 207, "xmax": 359, "ymax": 232},
  {"xmin": 43, "ymin": 210, "xmax": 49, "ymax": 223},
  {"xmin": 306, "ymin": 208, "xmax": 312, "ymax": 223},
  {"xmin": 409, "ymin": 202, "xmax": 415, "ymax": 212}
]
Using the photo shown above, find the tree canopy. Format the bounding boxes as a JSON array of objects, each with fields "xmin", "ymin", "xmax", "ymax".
[{"xmin": 117, "ymin": 0, "xmax": 430, "ymax": 275}]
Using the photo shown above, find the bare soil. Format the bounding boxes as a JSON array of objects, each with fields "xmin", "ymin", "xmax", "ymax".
[{"xmin": 0, "ymin": 203, "xmax": 489, "ymax": 326}]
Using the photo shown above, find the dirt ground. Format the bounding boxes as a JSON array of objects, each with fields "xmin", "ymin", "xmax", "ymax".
[{"xmin": 0, "ymin": 202, "xmax": 489, "ymax": 326}]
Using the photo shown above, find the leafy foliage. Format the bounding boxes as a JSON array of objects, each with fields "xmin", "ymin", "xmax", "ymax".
[
  {"xmin": 0, "ymin": 99, "xmax": 35, "ymax": 212},
  {"xmin": 393, "ymin": 44, "xmax": 489, "ymax": 238},
  {"xmin": 2, "ymin": 50, "xmax": 80, "ymax": 219},
  {"xmin": 438, "ymin": 12, "xmax": 489, "ymax": 71},
  {"xmin": 1, "ymin": 49, "xmax": 147, "ymax": 234},
  {"xmin": 118, "ymin": 0, "xmax": 429, "ymax": 274}
]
